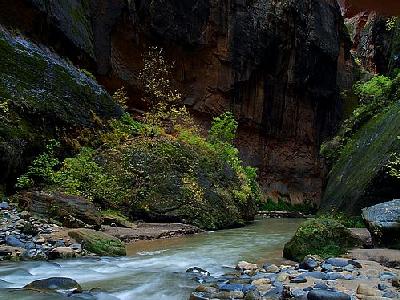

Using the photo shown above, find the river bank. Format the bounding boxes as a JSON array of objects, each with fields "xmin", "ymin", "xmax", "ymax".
[{"xmin": 0, "ymin": 200, "xmax": 202, "ymax": 261}]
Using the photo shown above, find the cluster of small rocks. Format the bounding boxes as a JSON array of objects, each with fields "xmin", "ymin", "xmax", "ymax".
[
  {"xmin": 188, "ymin": 256, "xmax": 400, "ymax": 300},
  {"xmin": 0, "ymin": 201, "xmax": 85, "ymax": 261}
]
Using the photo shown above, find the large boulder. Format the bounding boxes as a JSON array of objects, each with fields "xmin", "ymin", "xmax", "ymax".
[
  {"xmin": 0, "ymin": 25, "xmax": 122, "ymax": 189},
  {"xmin": 12, "ymin": 191, "xmax": 103, "ymax": 229},
  {"xmin": 283, "ymin": 218, "xmax": 361, "ymax": 262},
  {"xmin": 321, "ymin": 100, "xmax": 400, "ymax": 214},
  {"xmin": 68, "ymin": 228, "xmax": 126, "ymax": 256},
  {"xmin": 362, "ymin": 199, "xmax": 400, "ymax": 249}
]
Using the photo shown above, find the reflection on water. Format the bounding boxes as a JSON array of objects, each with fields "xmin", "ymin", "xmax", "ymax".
[{"xmin": 0, "ymin": 218, "xmax": 303, "ymax": 300}]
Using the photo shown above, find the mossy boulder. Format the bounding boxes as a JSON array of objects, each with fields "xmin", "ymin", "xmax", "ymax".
[
  {"xmin": 103, "ymin": 136, "xmax": 258, "ymax": 230},
  {"xmin": 13, "ymin": 191, "xmax": 103, "ymax": 229},
  {"xmin": 321, "ymin": 100, "xmax": 400, "ymax": 214},
  {"xmin": 68, "ymin": 228, "xmax": 126, "ymax": 256},
  {"xmin": 24, "ymin": 277, "xmax": 81, "ymax": 292},
  {"xmin": 283, "ymin": 218, "xmax": 361, "ymax": 262},
  {"xmin": 51, "ymin": 133, "xmax": 258, "ymax": 230},
  {"xmin": 0, "ymin": 26, "xmax": 122, "ymax": 189}
]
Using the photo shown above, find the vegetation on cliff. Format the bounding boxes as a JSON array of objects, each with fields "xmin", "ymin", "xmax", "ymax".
[
  {"xmin": 15, "ymin": 47, "xmax": 260, "ymax": 230},
  {"xmin": 0, "ymin": 27, "xmax": 122, "ymax": 192},
  {"xmin": 321, "ymin": 72, "xmax": 400, "ymax": 213}
]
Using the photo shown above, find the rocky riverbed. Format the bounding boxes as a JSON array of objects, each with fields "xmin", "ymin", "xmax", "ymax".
[
  {"xmin": 0, "ymin": 199, "xmax": 202, "ymax": 261},
  {"xmin": 0, "ymin": 201, "xmax": 89, "ymax": 260},
  {"xmin": 188, "ymin": 257, "xmax": 400, "ymax": 300}
]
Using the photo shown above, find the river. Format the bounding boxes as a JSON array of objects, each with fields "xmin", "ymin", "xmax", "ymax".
[{"xmin": 0, "ymin": 218, "xmax": 303, "ymax": 300}]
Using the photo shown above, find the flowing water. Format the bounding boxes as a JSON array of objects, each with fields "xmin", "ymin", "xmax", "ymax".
[{"xmin": 0, "ymin": 218, "xmax": 303, "ymax": 300}]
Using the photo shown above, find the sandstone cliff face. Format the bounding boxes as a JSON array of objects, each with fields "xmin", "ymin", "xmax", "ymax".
[{"xmin": 1, "ymin": 0, "xmax": 349, "ymax": 204}]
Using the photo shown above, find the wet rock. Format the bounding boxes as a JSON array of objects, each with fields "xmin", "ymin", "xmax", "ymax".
[
  {"xmin": 379, "ymin": 272, "xmax": 396, "ymax": 281},
  {"xmin": 237, "ymin": 261, "xmax": 258, "ymax": 271},
  {"xmin": 186, "ymin": 267, "xmax": 210, "ymax": 277},
  {"xmin": 20, "ymin": 211, "xmax": 31, "ymax": 220},
  {"xmin": 392, "ymin": 277, "xmax": 399, "ymax": 288},
  {"xmin": 194, "ymin": 285, "xmax": 218, "ymax": 294},
  {"xmin": 218, "ymin": 283, "xmax": 255, "ymax": 293},
  {"xmin": 291, "ymin": 277, "xmax": 308, "ymax": 284},
  {"xmin": 251, "ymin": 278, "xmax": 271, "ymax": 292},
  {"xmin": 24, "ymin": 277, "xmax": 82, "ymax": 292},
  {"xmin": 362, "ymin": 199, "xmax": 400, "ymax": 249},
  {"xmin": 378, "ymin": 284, "xmax": 387, "ymax": 291},
  {"xmin": 277, "ymin": 273, "xmax": 289, "ymax": 282},
  {"xmin": 292, "ymin": 288, "xmax": 307, "ymax": 299},
  {"xmin": 5, "ymin": 235, "xmax": 25, "ymax": 248},
  {"xmin": 356, "ymin": 283, "xmax": 380, "ymax": 297},
  {"xmin": 349, "ymin": 228, "xmax": 373, "ymax": 248},
  {"xmin": 70, "ymin": 243, "xmax": 82, "ymax": 252},
  {"xmin": 325, "ymin": 258, "xmax": 350, "ymax": 268},
  {"xmin": 300, "ymin": 257, "xmax": 320, "ymax": 270},
  {"xmin": 307, "ymin": 289, "xmax": 351, "ymax": 300},
  {"xmin": 0, "ymin": 202, "xmax": 9, "ymax": 210},
  {"xmin": 189, "ymin": 292, "xmax": 210, "ymax": 300},
  {"xmin": 321, "ymin": 263, "xmax": 333, "ymax": 272},
  {"xmin": 343, "ymin": 264, "xmax": 354, "ymax": 272},
  {"xmin": 22, "ymin": 249, "xmax": 47, "ymax": 260},
  {"xmin": 302, "ymin": 272, "xmax": 328, "ymax": 280},
  {"xmin": 383, "ymin": 291, "xmax": 398, "ymax": 298},
  {"xmin": 15, "ymin": 192, "xmax": 103, "ymax": 230},
  {"xmin": 265, "ymin": 264, "xmax": 280, "ymax": 273},
  {"xmin": 244, "ymin": 290, "xmax": 262, "ymax": 300},
  {"xmin": 212, "ymin": 291, "xmax": 244, "ymax": 299},
  {"xmin": 314, "ymin": 283, "xmax": 329, "ymax": 290},
  {"xmin": 48, "ymin": 247, "xmax": 76, "ymax": 260}
]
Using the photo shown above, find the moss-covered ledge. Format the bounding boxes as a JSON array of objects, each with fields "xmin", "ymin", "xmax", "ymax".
[
  {"xmin": 321, "ymin": 100, "xmax": 400, "ymax": 213},
  {"xmin": 0, "ymin": 26, "xmax": 122, "ymax": 188}
]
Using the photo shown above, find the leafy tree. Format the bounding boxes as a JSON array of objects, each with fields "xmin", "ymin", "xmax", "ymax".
[
  {"xmin": 139, "ymin": 46, "xmax": 192, "ymax": 132},
  {"xmin": 208, "ymin": 112, "xmax": 238, "ymax": 144}
]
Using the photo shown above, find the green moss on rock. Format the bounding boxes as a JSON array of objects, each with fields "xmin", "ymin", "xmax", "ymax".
[
  {"xmin": 321, "ymin": 100, "xmax": 400, "ymax": 213},
  {"xmin": 283, "ymin": 218, "xmax": 361, "ymax": 262},
  {"xmin": 68, "ymin": 228, "xmax": 126, "ymax": 256},
  {"xmin": 0, "ymin": 26, "xmax": 122, "ymax": 187}
]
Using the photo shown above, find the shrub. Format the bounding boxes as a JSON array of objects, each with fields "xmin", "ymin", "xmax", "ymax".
[
  {"xmin": 208, "ymin": 112, "xmax": 238, "ymax": 144},
  {"xmin": 321, "ymin": 74, "xmax": 398, "ymax": 165},
  {"xmin": 112, "ymin": 87, "xmax": 129, "ymax": 110},
  {"xmin": 16, "ymin": 140, "xmax": 60, "ymax": 189},
  {"xmin": 387, "ymin": 149, "xmax": 400, "ymax": 180},
  {"xmin": 317, "ymin": 212, "xmax": 365, "ymax": 228},
  {"xmin": 260, "ymin": 199, "xmax": 317, "ymax": 214},
  {"xmin": 139, "ymin": 46, "xmax": 193, "ymax": 131}
]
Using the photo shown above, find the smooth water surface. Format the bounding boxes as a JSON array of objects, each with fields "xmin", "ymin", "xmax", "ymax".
[{"xmin": 0, "ymin": 218, "xmax": 303, "ymax": 300}]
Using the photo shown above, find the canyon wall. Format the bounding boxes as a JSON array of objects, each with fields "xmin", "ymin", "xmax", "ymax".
[{"xmin": 0, "ymin": 0, "xmax": 351, "ymax": 204}]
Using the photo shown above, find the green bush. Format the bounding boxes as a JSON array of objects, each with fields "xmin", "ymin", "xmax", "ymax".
[
  {"xmin": 20, "ymin": 111, "xmax": 260, "ymax": 229},
  {"xmin": 16, "ymin": 140, "xmax": 60, "ymax": 189},
  {"xmin": 317, "ymin": 212, "xmax": 365, "ymax": 228},
  {"xmin": 208, "ymin": 112, "xmax": 238, "ymax": 144},
  {"xmin": 283, "ymin": 217, "xmax": 361, "ymax": 262},
  {"xmin": 321, "ymin": 74, "xmax": 398, "ymax": 165},
  {"xmin": 260, "ymin": 199, "xmax": 316, "ymax": 214},
  {"xmin": 387, "ymin": 148, "xmax": 400, "ymax": 180}
]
